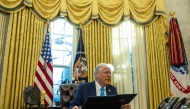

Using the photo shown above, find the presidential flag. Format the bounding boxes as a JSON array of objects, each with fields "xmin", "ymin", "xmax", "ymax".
[
  {"xmin": 34, "ymin": 25, "xmax": 53, "ymax": 106},
  {"xmin": 169, "ymin": 17, "xmax": 190, "ymax": 97},
  {"xmin": 73, "ymin": 27, "xmax": 88, "ymax": 82}
]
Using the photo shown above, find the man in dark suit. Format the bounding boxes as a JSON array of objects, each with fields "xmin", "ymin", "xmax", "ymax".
[{"xmin": 69, "ymin": 63, "xmax": 131, "ymax": 109}]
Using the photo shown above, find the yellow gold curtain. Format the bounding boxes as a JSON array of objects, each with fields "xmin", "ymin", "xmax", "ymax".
[
  {"xmin": 31, "ymin": 0, "xmax": 61, "ymax": 20},
  {"xmin": 0, "ymin": 0, "xmax": 25, "ymax": 13},
  {"xmin": 83, "ymin": 20, "xmax": 113, "ymax": 83},
  {"xmin": 0, "ymin": 0, "xmax": 170, "ymax": 108},
  {"xmin": 0, "ymin": 8, "xmax": 44, "ymax": 109},
  {"xmin": 0, "ymin": 0, "xmax": 166, "ymax": 27},
  {"xmin": 145, "ymin": 15, "xmax": 170, "ymax": 109},
  {"xmin": 97, "ymin": 0, "xmax": 125, "ymax": 26},
  {"xmin": 129, "ymin": 0, "xmax": 156, "ymax": 24},
  {"xmin": 65, "ymin": 0, "xmax": 93, "ymax": 26},
  {"xmin": 0, "ymin": 12, "xmax": 8, "ymax": 89}
]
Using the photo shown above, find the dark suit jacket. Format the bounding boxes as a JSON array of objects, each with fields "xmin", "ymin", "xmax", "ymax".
[{"xmin": 68, "ymin": 81, "xmax": 117, "ymax": 109}]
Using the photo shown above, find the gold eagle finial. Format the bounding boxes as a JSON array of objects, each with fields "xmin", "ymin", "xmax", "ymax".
[
  {"xmin": 45, "ymin": 14, "xmax": 51, "ymax": 31},
  {"xmin": 78, "ymin": 19, "xmax": 84, "ymax": 27},
  {"xmin": 169, "ymin": 12, "xmax": 176, "ymax": 18}
]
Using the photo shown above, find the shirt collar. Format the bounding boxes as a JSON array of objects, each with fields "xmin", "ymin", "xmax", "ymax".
[{"xmin": 95, "ymin": 80, "xmax": 105, "ymax": 90}]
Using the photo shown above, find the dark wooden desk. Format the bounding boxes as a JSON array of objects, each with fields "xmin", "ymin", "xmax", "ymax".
[{"xmin": 21, "ymin": 106, "xmax": 60, "ymax": 109}]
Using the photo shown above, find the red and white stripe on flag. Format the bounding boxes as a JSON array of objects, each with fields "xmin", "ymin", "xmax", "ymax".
[{"xmin": 34, "ymin": 31, "xmax": 53, "ymax": 106}]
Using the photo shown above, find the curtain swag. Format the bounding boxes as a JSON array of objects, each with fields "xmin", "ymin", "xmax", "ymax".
[{"xmin": 0, "ymin": 0, "xmax": 166, "ymax": 27}]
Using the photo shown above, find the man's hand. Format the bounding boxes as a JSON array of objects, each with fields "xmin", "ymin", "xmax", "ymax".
[
  {"xmin": 120, "ymin": 104, "xmax": 131, "ymax": 109},
  {"xmin": 72, "ymin": 106, "xmax": 82, "ymax": 109}
]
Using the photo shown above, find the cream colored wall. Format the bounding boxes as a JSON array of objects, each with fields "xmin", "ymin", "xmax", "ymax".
[{"xmin": 165, "ymin": 0, "xmax": 190, "ymax": 69}]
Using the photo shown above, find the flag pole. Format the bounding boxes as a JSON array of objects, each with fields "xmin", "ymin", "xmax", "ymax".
[
  {"xmin": 43, "ymin": 15, "xmax": 51, "ymax": 70},
  {"xmin": 79, "ymin": 20, "xmax": 84, "ymax": 74},
  {"xmin": 46, "ymin": 15, "xmax": 51, "ymax": 31}
]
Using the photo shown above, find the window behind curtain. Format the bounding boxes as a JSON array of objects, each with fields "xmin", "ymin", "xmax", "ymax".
[
  {"xmin": 112, "ymin": 20, "xmax": 148, "ymax": 109},
  {"xmin": 112, "ymin": 20, "xmax": 134, "ymax": 94},
  {"xmin": 50, "ymin": 18, "xmax": 73, "ymax": 103}
]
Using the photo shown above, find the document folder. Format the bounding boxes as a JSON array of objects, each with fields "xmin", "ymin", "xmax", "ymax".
[{"xmin": 82, "ymin": 94, "xmax": 137, "ymax": 109}]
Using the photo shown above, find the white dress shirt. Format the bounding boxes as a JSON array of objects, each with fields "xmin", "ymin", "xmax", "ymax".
[{"xmin": 95, "ymin": 80, "xmax": 107, "ymax": 96}]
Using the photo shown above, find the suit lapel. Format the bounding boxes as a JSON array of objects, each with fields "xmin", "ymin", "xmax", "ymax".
[
  {"xmin": 106, "ymin": 85, "xmax": 114, "ymax": 96},
  {"xmin": 89, "ymin": 81, "xmax": 96, "ymax": 96}
]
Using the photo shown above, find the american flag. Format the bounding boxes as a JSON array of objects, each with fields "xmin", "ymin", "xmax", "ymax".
[{"xmin": 34, "ymin": 28, "xmax": 53, "ymax": 106}]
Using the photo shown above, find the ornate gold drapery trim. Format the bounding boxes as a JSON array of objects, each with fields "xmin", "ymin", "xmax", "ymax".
[{"xmin": 0, "ymin": 0, "xmax": 166, "ymax": 27}]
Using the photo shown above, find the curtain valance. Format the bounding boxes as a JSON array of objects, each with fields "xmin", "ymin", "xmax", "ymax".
[{"xmin": 0, "ymin": 0, "xmax": 166, "ymax": 27}]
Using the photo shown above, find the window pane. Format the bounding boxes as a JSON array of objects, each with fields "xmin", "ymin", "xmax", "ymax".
[
  {"xmin": 51, "ymin": 19, "xmax": 66, "ymax": 34},
  {"xmin": 51, "ymin": 18, "xmax": 73, "ymax": 103},
  {"xmin": 53, "ymin": 67, "xmax": 71, "ymax": 102},
  {"xmin": 53, "ymin": 84, "xmax": 60, "ymax": 102},
  {"xmin": 51, "ymin": 18, "xmax": 73, "ymax": 66}
]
